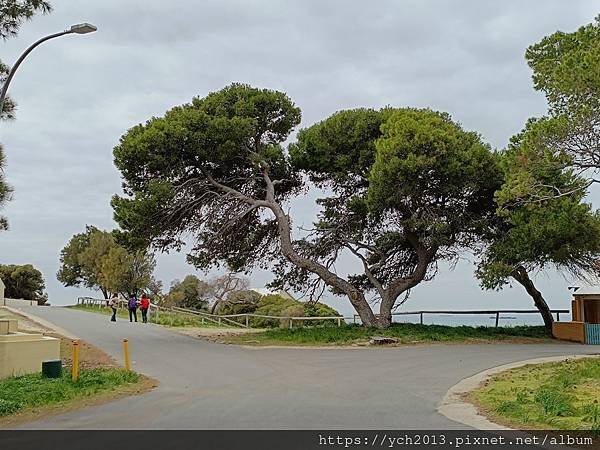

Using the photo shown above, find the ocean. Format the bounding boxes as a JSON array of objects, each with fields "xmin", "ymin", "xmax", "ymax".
[{"xmin": 351, "ymin": 312, "xmax": 570, "ymax": 327}]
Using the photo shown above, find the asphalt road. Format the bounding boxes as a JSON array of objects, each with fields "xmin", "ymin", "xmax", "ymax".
[{"xmin": 10, "ymin": 306, "xmax": 600, "ymax": 429}]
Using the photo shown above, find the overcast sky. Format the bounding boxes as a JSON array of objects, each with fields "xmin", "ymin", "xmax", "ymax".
[{"xmin": 1, "ymin": 1, "xmax": 598, "ymax": 318}]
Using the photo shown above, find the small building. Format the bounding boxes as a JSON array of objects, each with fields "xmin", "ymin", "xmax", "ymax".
[{"xmin": 553, "ymin": 289, "xmax": 600, "ymax": 344}]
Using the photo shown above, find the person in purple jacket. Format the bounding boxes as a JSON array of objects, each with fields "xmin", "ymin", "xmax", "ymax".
[{"xmin": 127, "ymin": 295, "xmax": 138, "ymax": 323}]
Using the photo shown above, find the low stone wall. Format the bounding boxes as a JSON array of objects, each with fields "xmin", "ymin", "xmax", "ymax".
[{"xmin": 2, "ymin": 298, "xmax": 38, "ymax": 307}]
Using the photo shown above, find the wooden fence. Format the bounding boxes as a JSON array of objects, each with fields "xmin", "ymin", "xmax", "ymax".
[
  {"xmin": 387, "ymin": 309, "xmax": 569, "ymax": 327},
  {"xmin": 74, "ymin": 298, "xmax": 569, "ymax": 329},
  {"xmin": 158, "ymin": 307, "xmax": 570, "ymax": 329}
]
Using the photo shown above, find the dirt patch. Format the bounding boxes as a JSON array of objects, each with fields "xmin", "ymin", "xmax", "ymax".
[
  {"xmin": 174, "ymin": 326, "xmax": 265, "ymax": 340},
  {"xmin": 54, "ymin": 334, "xmax": 117, "ymax": 370}
]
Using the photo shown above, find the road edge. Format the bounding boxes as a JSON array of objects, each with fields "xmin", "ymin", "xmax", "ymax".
[{"xmin": 437, "ymin": 354, "xmax": 600, "ymax": 430}]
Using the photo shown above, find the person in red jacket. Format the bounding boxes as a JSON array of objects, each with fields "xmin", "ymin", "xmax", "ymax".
[{"xmin": 139, "ymin": 294, "xmax": 150, "ymax": 323}]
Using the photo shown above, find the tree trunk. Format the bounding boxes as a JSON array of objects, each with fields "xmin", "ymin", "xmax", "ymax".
[
  {"xmin": 512, "ymin": 266, "xmax": 554, "ymax": 336},
  {"xmin": 262, "ymin": 176, "xmax": 379, "ymax": 328},
  {"xmin": 210, "ymin": 300, "xmax": 221, "ymax": 315},
  {"xmin": 376, "ymin": 310, "xmax": 392, "ymax": 328}
]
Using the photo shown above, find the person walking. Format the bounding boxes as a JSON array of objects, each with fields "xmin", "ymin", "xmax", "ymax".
[
  {"xmin": 140, "ymin": 294, "xmax": 150, "ymax": 323},
  {"xmin": 128, "ymin": 295, "xmax": 138, "ymax": 323},
  {"xmin": 108, "ymin": 293, "xmax": 118, "ymax": 322}
]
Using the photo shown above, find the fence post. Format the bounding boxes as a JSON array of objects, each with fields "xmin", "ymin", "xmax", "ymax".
[
  {"xmin": 337, "ymin": 317, "xmax": 341, "ymax": 327},
  {"xmin": 353, "ymin": 314, "xmax": 357, "ymax": 324},
  {"xmin": 218, "ymin": 317, "xmax": 222, "ymax": 325},
  {"xmin": 495, "ymin": 312, "xmax": 500, "ymax": 328},
  {"xmin": 420, "ymin": 312, "xmax": 423, "ymax": 325},
  {"xmin": 556, "ymin": 311, "xmax": 560, "ymax": 322},
  {"xmin": 245, "ymin": 315, "xmax": 249, "ymax": 328},
  {"xmin": 289, "ymin": 318, "xmax": 293, "ymax": 330}
]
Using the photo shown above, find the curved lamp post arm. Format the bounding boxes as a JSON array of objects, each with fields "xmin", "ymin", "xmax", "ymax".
[
  {"xmin": 0, "ymin": 30, "xmax": 70, "ymax": 114},
  {"xmin": 0, "ymin": 23, "xmax": 97, "ymax": 116}
]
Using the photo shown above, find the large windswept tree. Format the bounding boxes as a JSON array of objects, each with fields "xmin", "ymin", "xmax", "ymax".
[
  {"xmin": 113, "ymin": 84, "xmax": 500, "ymax": 328},
  {"xmin": 280, "ymin": 108, "xmax": 501, "ymax": 326},
  {"xmin": 477, "ymin": 131, "xmax": 600, "ymax": 334}
]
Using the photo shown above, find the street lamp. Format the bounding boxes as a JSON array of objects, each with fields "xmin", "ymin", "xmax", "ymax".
[{"xmin": 0, "ymin": 23, "xmax": 97, "ymax": 115}]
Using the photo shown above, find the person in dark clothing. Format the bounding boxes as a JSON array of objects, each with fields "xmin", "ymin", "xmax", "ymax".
[
  {"xmin": 128, "ymin": 295, "xmax": 138, "ymax": 322},
  {"xmin": 109, "ymin": 293, "xmax": 118, "ymax": 322},
  {"xmin": 140, "ymin": 294, "xmax": 150, "ymax": 323}
]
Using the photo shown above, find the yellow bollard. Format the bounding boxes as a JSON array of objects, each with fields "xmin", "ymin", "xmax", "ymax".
[
  {"xmin": 71, "ymin": 340, "xmax": 79, "ymax": 382},
  {"xmin": 123, "ymin": 338, "xmax": 131, "ymax": 371}
]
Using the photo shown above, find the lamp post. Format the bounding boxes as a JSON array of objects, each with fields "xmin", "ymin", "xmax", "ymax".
[{"xmin": 0, "ymin": 23, "xmax": 97, "ymax": 115}]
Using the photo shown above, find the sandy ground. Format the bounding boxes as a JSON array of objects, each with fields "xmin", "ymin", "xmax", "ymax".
[{"xmin": 173, "ymin": 326, "xmax": 265, "ymax": 339}]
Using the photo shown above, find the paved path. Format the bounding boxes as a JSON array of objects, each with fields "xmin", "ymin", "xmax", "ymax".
[{"xmin": 9, "ymin": 306, "xmax": 600, "ymax": 429}]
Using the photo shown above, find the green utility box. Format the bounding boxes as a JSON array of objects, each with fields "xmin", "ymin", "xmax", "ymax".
[{"xmin": 42, "ymin": 359, "xmax": 62, "ymax": 378}]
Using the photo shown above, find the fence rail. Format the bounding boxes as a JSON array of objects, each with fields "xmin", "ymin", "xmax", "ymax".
[
  {"xmin": 73, "ymin": 299, "xmax": 569, "ymax": 329},
  {"xmin": 387, "ymin": 309, "xmax": 570, "ymax": 327}
]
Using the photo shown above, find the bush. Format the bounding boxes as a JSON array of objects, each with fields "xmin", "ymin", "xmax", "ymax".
[
  {"xmin": 221, "ymin": 294, "xmax": 342, "ymax": 328},
  {"xmin": 279, "ymin": 304, "xmax": 306, "ymax": 328}
]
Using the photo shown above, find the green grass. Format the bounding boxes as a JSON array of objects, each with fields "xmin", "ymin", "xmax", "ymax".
[
  {"xmin": 221, "ymin": 322, "xmax": 550, "ymax": 346},
  {"xmin": 0, "ymin": 368, "xmax": 140, "ymax": 417},
  {"xmin": 472, "ymin": 357, "xmax": 600, "ymax": 430},
  {"xmin": 70, "ymin": 304, "xmax": 225, "ymax": 328}
]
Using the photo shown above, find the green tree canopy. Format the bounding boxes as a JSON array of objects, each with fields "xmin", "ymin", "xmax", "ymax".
[
  {"xmin": 514, "ymin": 16, "xmax": 600, "ymax": 190},
  {"xmin": 100, "ymin": 247, "xmax": 156, "ymax": 298},
  {"xmin": 163, "ymin": 275, "xmax": 209, "ymax": 310},
  {"xmin": 57, "ymin": 226, "xmax": 113, "ymax": 298},
  {"xmin": 0, "ymin": 1, "xmax": 52, "ymax": 40},
  {"xmin": 113, "ymin": 84, "xmax": 501, "ymax": 328},
  {"xmin": 283, "ymin": 107, "xmax": 500, "ymax": 326},
  {"xmin": 57, "ymin": 225, "xmax": 156, "ymax": 299},
  {"xmin": 0, "ymin": 263, "xmax": 46, "ymax": 303}
]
